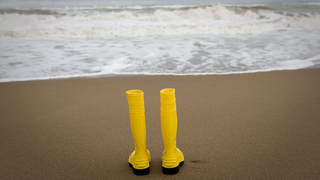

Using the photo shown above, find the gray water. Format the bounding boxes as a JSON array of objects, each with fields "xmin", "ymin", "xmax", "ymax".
[{"xmin": 0, "ymin": 1, "xmax": 320, "ymax": 82}]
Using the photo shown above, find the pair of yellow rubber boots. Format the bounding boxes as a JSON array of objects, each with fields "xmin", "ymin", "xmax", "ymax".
[{"xmin": 126, "ymin": 88, "xmax": 184, "ymax": 175}]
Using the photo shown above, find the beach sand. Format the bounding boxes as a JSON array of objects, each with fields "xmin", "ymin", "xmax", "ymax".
[{"xmin": 1, "ymin": 69, "xmax": 320, "ymax": 179}]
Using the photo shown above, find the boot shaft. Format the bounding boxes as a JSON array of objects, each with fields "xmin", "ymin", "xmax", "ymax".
[
  {"xmin": 160, "ymin": 88, "xmax": 178, "ymax": 152},
  {"xmin": 126, "ymin": 89, "xmax": 147, "ymax": 152}
]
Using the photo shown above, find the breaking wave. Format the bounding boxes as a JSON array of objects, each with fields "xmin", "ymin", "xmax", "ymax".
[{"xmin": 0, "ymin": 3, "xmax": 320, "ymax": 39}]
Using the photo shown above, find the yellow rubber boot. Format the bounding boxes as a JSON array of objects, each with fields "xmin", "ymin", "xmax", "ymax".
[
  {"xmin": 126, "ymin": 89, "xmax": 151, "ymax": 175},
  {"xmin": 160, "ymin": 88, "xmax": 184, "ymax": 175}
]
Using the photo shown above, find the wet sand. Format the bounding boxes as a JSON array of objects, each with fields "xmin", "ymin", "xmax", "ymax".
[{"xmin": 1, "ymin": 69, "xmax": 320, "ymax": 179}]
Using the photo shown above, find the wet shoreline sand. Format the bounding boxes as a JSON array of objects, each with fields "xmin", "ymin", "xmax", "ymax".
[{"xmin": 1, "ymin": 69, "xmax": 320, "ymax": 179}]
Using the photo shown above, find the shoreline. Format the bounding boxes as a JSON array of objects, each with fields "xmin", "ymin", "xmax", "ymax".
[
  {"xmin": 2, "ymin": 64, "xmax": 320, "ymax": 83},
  {"xmin": 1, "ymin": 69, "xmax": 320, "ymax": 179}
]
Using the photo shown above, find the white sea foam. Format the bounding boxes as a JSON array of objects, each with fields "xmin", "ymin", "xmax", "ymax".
[
  {"xmin": 1, "ymin": 27, "xmax": 319, "ymax": 82},
  {"xmin": 1, "ymin": 17, "xmax": 320, "ymax": 39}
]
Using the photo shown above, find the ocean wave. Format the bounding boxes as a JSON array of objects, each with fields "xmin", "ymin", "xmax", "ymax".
[
  {"xmin": 0, "ymin": 4, "xmax": 290, "ymax": 32},
  {"xmin": 0, "ymin": 4, "xmax": 320, "ymax": 39},
  {"xmin": 306, "ymin": 2, "xmax": 320, "ymax": 6},
  {"xmin": 1, "ymin": 15, "xmax": 320, "ymax": 39},
  {"xmin": 0, "ymin": 4, "xmax": 262, "ymax": 23},
  {"xmin": 1, "ymin": 4, "xmax": 318, "ymax": 23}
]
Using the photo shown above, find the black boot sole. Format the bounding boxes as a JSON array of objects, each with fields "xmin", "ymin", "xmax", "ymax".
[
  {"xmin": 162, "ymin": 161, "xmax": 184, "ymax": 175},
  {"xmin": 129, "ymin": 162, "xmax": 150, "ymax": 175}
]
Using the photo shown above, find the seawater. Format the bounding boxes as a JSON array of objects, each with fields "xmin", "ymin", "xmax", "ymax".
[{"xmin": 0, "ymin": 2, "xmax": 320, "ymax": 82}]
